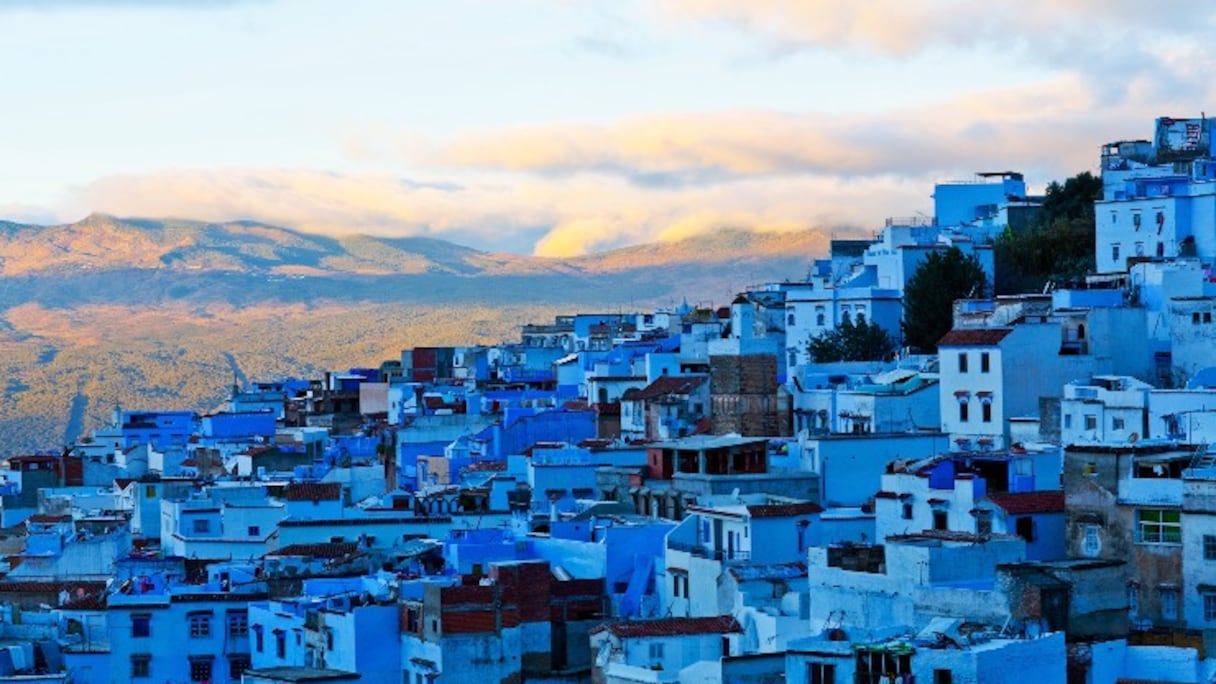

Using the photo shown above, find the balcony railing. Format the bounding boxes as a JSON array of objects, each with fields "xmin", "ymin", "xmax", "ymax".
[{"xmin": 666, "ymin": 540, "xmax": 750, "ymax": 562}]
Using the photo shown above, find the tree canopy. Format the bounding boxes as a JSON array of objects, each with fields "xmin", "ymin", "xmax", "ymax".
[
  {"xmin": 902, "ymin": 247, "xmax": 988, "ymax": 353},
  {"xmin": 994, "ymin": 171, "xmax": 1102, "ymax": 295},
  {"xmin": 807, "ymin": 317, "xmax": 896, "ymax": 363}
]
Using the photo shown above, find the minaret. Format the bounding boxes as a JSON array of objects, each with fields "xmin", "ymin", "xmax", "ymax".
[{"xmin": 730, "ymin": 293, "xmax": 754, "ymax": 342}]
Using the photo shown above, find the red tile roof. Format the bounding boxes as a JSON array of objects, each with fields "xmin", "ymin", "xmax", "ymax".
[
  {"xmin": 0, "ymin": 581, "xmax": 107, "ymax": 600},
  {"xmin": 594, "ymin": 615, "xmax": 741, "ymax": 639},
  {"xmin": 270, "ymin": 542, "xmax": 360, "ymax": 559},
  {"xmin": 282, "ymin": 482, "xmax": 342, "ymax": 502},
  {"xmin": 747, "ymin": 502, "xmax": 823, "ymax": 518},
  {"xmin": 986, "ymin": 491, "xmax": 1066, "ymax": 515},
  {"xmin": 27, "ymin": 514, "xmax": 71, "ymax": 524},
  {"xmin": 937, "ymin": 328, "xmax": 1014, "ymax": 347},
  {"xmin": 622, "ymin": 375, "xmax": 707, "ymax": 402}
]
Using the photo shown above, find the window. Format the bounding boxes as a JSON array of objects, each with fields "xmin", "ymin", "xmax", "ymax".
[
  {"xmin": 1194, "ymin": 312, "xmax": 1201, "ymax": 324},
  {"xmin": 981, "ymin": 403, "xmax": 992, "ymax": 423},
  {"xmin": 188, "ymin": 657, "xmax": 213, "ymax": 683},
  {"xmin": 1064, "ymin": 414, "xmax": 1072, "ymax": 429},
  {"xmin": 902, "ymin": 503, "xmax": 913, "ymax": 520},
  {"xmin": 1136, "ymin": 241, "xmax": 1145, "ymax": 256},
  {"xmin": 192, "ymin": 518, "xmax": 211, "ymax": 534},
  {"xmin": 959, "ymin": 401, "xmax": 969, "ymax": 422},
  {"xmin": 1138, "ymin": 509, "xmax": 1182, "ymax": 544},
  {"xmin": 809, "ymin": 662, "xmax": 836, "ymax": 684},
  {"xmin": 405, "ymin": 606, "xmax": 421, "ymax": 633},
  {"xmin": 1112, "ymin": 243, "xmax": 1121, "ymax": 262},
  {"xmin": 1112, "ymin": 417, "xmax": 1125, "ymax": 431},
  {"xmin": 816, "ymin": 311, "xmax": 825, "ymax": 327},
  {"xmin": 145, "ymin": 485, "xmax": 157, "ymax": 498},
  {"xmin": 1133, "ymin": 213, "xmax": 1142, "ymax": 229},
  {"xmin": 188, "ymin": 612, "xmax": 211, "ymax": 638},
  {"xmin": 229, "ymin": 655, "xmax": 251, "ymax": 680},
  {"xmin": 1161, "ymin": 587, "xmax": 1179, "ymax": 621},
  {"xmin": 1205, "ymin": 535, "xmax": 1216, "ymax": 560},
  {"xmin": 130, "ymin": 654, "xmax": 151, "ymax": 678},
  {"xmin": 788, "ymin": 313, "xmax": 795, "ymax": 326},
  {"xmin": 275, "ymin": 630, "xmax": 287, "ymax": 658},
  {"xmin": 1207, "ymin": 312, "xmax": 1214, "ymax": 324},
  {"xmin": 958, "ymin": 353, "xmax": 968, "ymax": 373},
  {"xmin": 326, "ymin": 628, "xmax": 334, "ymax": 651},
  {"xmin": 934, "ymin": 670, "xmax": 954, "ymax": 684},
  {"xmin": 1204, "ymin": 594, "xmax": 1216, "ymax": 622},
  {"xmin": 980, "ymin": 352, "xmax": 989, "ymax": 373},
  {"xmin": 933, "ymin": 511, "xmax": 948, "ymax": 531},
  {"xmin": 648, "ymin": 642, "xmax": 665, "ymax": 661},
  {"xmin": 856, "ymin": 650, "xmax": 911, "ymax": 683},
  {"xmin": 248, "ymin": 525, "xmax": 260, "ymax": 537},
  {"xmin": 976, "ymin": 515, "xmax": 992, "ymax": 537},
  {"xmin": 131, "ymin": 614, "xmax": 151, "ymax": 638},
  {"xmin": 1082, "ymin": 525, "xmax": 1101, "ymax": 557},
  {"xmin": 1016, "ymin": 517, "xmax": 1035, "ymax": 543},
  {"xmin": 227, "ymin": 611, "xmax": 248, "ymax": 638},
  {"xmin": 1084, "ymin": 415, "xmax": 1097, "ymax": 431}
]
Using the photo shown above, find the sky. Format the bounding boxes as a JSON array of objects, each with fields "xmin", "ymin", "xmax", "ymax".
[{"xmin": 3, "ymin": 0, "xmax": 1216, "ymax": 256}]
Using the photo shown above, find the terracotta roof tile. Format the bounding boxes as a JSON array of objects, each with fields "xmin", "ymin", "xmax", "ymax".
[
  {"xmin": 27, "ymin": 514, "xmax": 71, "ymax": 524},
  {"xmin": 622, "ymin": 375, "xmax": 707, "ymax": 402},
  {"xmin": 986, "ymin": 491, "xmax": 1065, "ymax": 514},
  {"xmin": 270, "ymin": 542, "xmax": 360, "ymax": 559},
  {"xmin": 594, "ymin": 615, "xmax": 741, "ymax": 639},
  {"xmin": 746, "ymin": 502, "xmax": 823, "ymax": 518},
  {"xmin": 282, "ymin": 482, "xmax": 342, "ymax": 502},
  {"xmin": 937, "ymin": 328, "xmax": 1014, "ymax": 347}
]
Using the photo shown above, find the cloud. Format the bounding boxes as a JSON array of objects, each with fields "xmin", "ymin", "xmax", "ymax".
[
  {"xmin": 653, "ymin": 1, "xmax": 1216, "ymax": 104},
  {"xmin": 76, "ymin": 72, "xmax": 1212, "ymax": 258},
  {"xmin": 78, "ymin": 167, "xmax": 934, "ymax": 257},
  {"xmin": 0, "ymin": 203, "xmax": 65, "ymax": 225},
  {"xmin": 0, "ymin": 0, "xmax": 260, "ymax": 8},
  {"xmin": 655, "ymin": 1, "xmax": 1216, "ymax": 57},
  {"xmin": 426, "ymin": 77, "xmax": 1175, "ymax": 185}
]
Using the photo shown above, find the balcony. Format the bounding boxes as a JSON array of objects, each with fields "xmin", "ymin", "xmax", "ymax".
[{"xmin": 666, "ymin": 540, "xmax": 750, "ymax": 562}]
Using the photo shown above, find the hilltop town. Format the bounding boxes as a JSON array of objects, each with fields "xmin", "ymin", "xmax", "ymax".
[{"xmin": 4, "ymin": 116, "xmax": 1216, "ymax": 683}]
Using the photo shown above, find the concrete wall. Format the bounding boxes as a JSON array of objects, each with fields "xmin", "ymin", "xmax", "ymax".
[{"xmin": 806, "ymin": 433, "xmax": 945, "ymax": 508}]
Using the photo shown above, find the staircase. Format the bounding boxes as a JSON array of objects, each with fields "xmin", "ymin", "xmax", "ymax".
[{"xmin": 1188, "ymin": 444, "xmax": 1215, "ymax": 472}]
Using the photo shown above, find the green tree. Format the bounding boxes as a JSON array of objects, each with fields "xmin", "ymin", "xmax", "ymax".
[
  {"xmin": 902, "ymin": 247, "xmax": 988, "ymax": 353},
  {"xmin": 994, "ymin": 171, "xmax": 1102, "ymax": 295},
  {"xmin": 807, "ymin": 317, "xmax": 897, "ymax": 363}
]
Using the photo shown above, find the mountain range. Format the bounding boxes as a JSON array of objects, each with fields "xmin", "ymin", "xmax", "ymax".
[{"xmin": 0, "ymin": 214, "xmax": 831, "ymax": 456}]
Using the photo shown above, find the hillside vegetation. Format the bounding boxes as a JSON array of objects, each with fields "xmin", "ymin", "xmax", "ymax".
[{"xmin": 0, "ymin": 215, "xmax": 826, "ymax": 455}]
